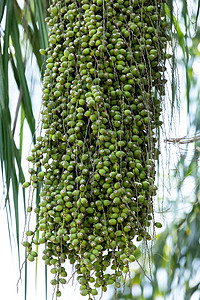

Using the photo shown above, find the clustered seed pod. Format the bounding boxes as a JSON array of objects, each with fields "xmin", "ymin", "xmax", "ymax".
[{"xmin": 23, "ymin": 0, "xmax": 169, "ymax": 298}]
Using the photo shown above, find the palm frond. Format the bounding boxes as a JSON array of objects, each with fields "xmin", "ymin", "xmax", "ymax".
[{"xmin": 0, "ymin": 0, "xmax": 49, "ymax": 298}]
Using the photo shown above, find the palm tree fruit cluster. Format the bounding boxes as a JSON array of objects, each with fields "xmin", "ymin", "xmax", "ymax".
[{"xmin": 23, "ymin": 0, "xmax": 170, "ymax": 298}]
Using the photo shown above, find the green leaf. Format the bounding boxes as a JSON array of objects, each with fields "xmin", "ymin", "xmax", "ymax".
[
  {"xmin": 10, "ymin": 11, "xmax": 35, "ymax": 140},
  {"xmin": 0, "ymin": 0, "xmax": 6, "ymax": 23},
  {"xmin": 14, "ymin": 0, "xmax": 44, "ymax": 72},
  {"xmin": 34, "ymin": 0, "xmax": 49, "ymax": 50},
  {"xmin": 3, "ymin": 1, "xmax": 12, "ymax": 105},
  {"xmin": 195, "ymin": 0, "xmax": 200, "ymax": 29}
]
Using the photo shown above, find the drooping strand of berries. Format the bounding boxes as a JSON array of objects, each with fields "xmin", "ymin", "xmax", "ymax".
[{"xmin": 23, "ymin": 0, "xmax": 170, "ymax": 298}]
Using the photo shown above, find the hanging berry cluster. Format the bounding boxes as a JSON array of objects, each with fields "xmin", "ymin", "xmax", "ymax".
[{"xmin": 23, "ymin": 0, "xmax": 170, "ymax": 298}]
